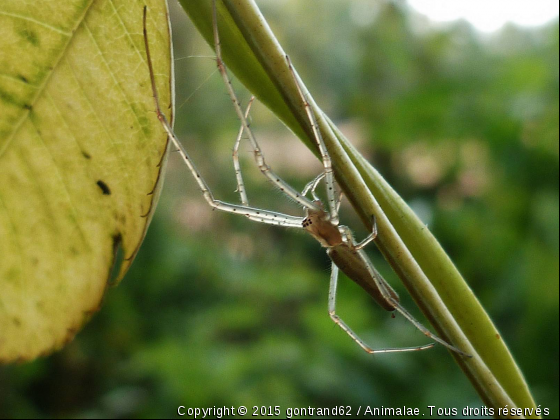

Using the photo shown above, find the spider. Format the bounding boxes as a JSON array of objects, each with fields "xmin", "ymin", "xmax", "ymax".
[{"xmin": 142, "ymin": 2, "xmax": 469, "ymax": 357}]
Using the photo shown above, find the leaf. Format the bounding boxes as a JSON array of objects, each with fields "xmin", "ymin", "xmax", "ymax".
[
  {"xmin": 180, "ymin": 0, "xmax": 538, "ymax": 416},
  {"xmin": 0, "ymin": 0, "xmax": 172, "ymax": 362}
]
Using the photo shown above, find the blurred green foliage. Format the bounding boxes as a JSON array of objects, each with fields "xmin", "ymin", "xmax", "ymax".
[{"xmin": 1, "ymin": 1, "xmax": 558, "ymax": 418}]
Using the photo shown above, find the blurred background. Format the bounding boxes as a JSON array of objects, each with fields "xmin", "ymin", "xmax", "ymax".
[{"xmin": 1, "ymin": 0, "xmax": 558, "ymax": 417}]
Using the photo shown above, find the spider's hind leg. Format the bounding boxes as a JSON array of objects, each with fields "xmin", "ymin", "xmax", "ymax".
[{"xmin": 327, "ymin": 262, "xmax": 435, "ymax": 354}]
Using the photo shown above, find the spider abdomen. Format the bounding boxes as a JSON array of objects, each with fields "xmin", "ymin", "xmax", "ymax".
[{"xmin": 328, "ymin": 246, "xmax": 400, "ymax": 312}]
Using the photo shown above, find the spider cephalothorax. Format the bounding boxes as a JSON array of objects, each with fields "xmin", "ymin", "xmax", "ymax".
[{"xmin": 302, "ymin": 202, "xmax": 343, "ymax": 248}]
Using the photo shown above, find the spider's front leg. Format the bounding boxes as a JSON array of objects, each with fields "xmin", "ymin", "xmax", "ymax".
[
  {"xmin": 232, "ymin": 97, "xmax": 254, "ymax": 206},
  {"xmin": 144, "ymin": 7, "xmax": 304, "ymax": 230},
  {"xmin": 211, "ymin": 1, "xmax": 320, "ymax": 214}
]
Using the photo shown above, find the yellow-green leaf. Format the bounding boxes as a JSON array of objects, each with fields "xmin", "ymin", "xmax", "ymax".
[{"xmin": 0, "ymin": 0, "xmax": 172, "ymax": 362}]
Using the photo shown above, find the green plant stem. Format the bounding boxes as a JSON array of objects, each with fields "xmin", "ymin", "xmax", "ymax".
[{"xmin": 179, "ymin": 0, "xmax": 538, "ymax": 417}]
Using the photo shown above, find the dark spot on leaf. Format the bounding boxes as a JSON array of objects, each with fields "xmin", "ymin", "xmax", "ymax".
[
  {"xmin": 23, "ymin": 104, "xmax": 32, "ymax": 111},
  {"xmin": 6, "ymin": 268, "xmax": 19, "ymax": 280},
  {"xmin": 18, "ymin": 28, "xmax": 39, "ymax": 47},
  {"xmin": 0, "ymin": 88, "xmax": 19, "ymax": 106},
  {"xmin": 139, "ymin": 116, "xmax": 151, "ymax": 137},
  {"xmin": 96, "ymin": 180, "xmax": 111, "ymax": 195},
  {"xmin": 18, "ymin": 75, "xmax": 29, "ymax": 83},
  {"xmin": 82, "ymin": 151, "xmax": 91, "ymax": 159}
]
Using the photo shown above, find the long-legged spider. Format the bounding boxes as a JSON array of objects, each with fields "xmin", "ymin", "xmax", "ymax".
[{"xmin": 142, "ymin": 2, "xmax": 469, "ymax": 357}]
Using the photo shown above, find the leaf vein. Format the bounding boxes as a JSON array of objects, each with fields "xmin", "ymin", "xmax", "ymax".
[{"xmin": 0, "ymin": 10, "xmax": 72, "ymax": 36}]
